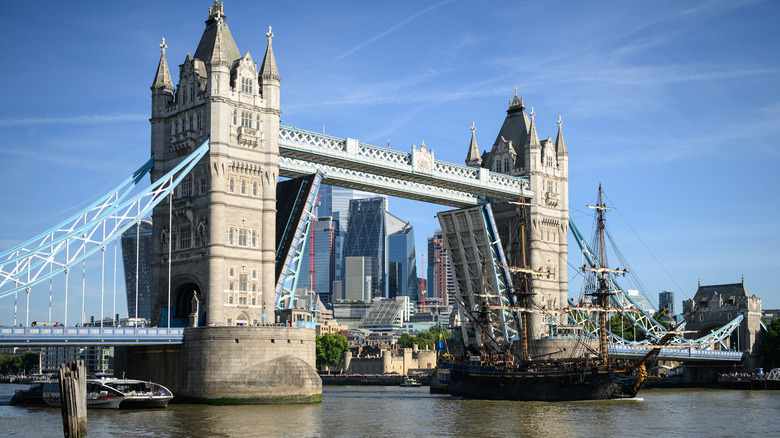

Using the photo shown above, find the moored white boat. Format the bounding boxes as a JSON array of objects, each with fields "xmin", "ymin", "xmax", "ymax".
[
  {"xmin": 94, "ymin": 377, "xmax": 174, "ymax": 408},
  {"xmin": 42, "ymin": 380, "xmax": 125, "ymax": 409}
]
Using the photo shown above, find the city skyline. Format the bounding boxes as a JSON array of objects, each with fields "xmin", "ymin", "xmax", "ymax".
[{"xmin": 1, "ymin": 1, "xmax": 778, "ymax": 324}]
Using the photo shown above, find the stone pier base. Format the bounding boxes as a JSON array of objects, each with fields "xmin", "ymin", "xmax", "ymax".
[{"xmin": 114, "ymin": 326, "xmax": 322, "ymax": 404}]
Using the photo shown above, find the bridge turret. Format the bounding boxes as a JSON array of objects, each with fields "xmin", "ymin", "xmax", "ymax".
[
  {"xmin": 204, "ymin": 15, "xmax": 233, "ymax": 99},
  {"xmin": 525, "ymin": 108, "xmax": 542, "ymax": 171},
  {"xmin": 555, "ymin": 115, "xmax": 568, "ymax": 176},
  {"xmin": 259, "ymin": 26, "xmax": 281, "ymax": 112},
  {"xmin": 151, "ymin": 37, "xmax": 174, "ymax": 118},
  {"xmin": 465, "ymin": 122, "xmax": 482, "ymax": 168}
]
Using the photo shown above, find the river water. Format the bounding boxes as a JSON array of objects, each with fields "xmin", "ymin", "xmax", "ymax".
[{"xmin": 1, "ymin": 384, "xmax": 778, "ymax": 437}]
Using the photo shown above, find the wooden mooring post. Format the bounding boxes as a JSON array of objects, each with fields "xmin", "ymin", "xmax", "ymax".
[{"xmin": 58, "ymin": 360, "xmax": 87, "ymax": 438}]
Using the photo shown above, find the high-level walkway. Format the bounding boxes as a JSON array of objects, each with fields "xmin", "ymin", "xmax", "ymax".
[{"xmin": 279, "ymin": 125, "xmax": 531, "ymax": 207}]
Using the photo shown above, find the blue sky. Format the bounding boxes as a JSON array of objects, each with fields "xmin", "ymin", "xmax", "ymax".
[{"xmin": 0, "ymin": 0, "xmax": 778, "ymax": 324}]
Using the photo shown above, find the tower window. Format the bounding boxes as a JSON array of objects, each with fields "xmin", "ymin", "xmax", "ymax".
[
  {"xmin": 197, "ymin": 112, "xmax": 202, "ymax": 130},
  {"xmin": 180, "ymin": 224, "xmax": 191, "ymax": 249},
  {"xmin": 181, "ymin": 175, "xmax": 193, "ymax": 197},
  {"xmin": 241, "ymin": 180, "xmax": 246, "ymax": 194},
  {"xmin": 504, "ymin": 159, "xmax": 510, "ymax": 173},
  {"xmin": 199, "ymin": 178, "xmax": 207, "ymax": 195},
  {"xmin": 239, "ymin": 274, "xmax": 248, "ymax": 292},
  {"xmin": 241, "ymin": 111, "xmax": 252, "ymax": 128},
  {"xmin": 232, "ymin": 109, "xmax": 237, "ymax": 125},
  {"xmin": 241, "ymin": 77, "xmax": 253, "ymax": 93},
  {"xmin": 253, "ymin": 181, "xmax": 258, "ymax": 196},
  {"xmin": 252, "ymin": 230, "xmax": 257, "ymax": 247},
  {"xmin": 238, "ymin": 228, "xmax": 248, "ymax": 246},
  {"xmin": 228, "ymin": 228, "xmax": 234, "ymax": 245},
  {"xmin": 229, "ymin": 178, "xmax": 235, "ymax": 192}
]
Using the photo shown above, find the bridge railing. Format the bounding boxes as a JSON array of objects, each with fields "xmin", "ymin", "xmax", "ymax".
[
  {"xmin": 608, "ymin": 344, "xmax": 743, "ymax": 361},
  {"xmin": 279, "ymin": 125, "xmax": 529, "ymax": 197},
  {"xmin": 0, "ymin": 326, "xmax": 185, "ymax": 345}
]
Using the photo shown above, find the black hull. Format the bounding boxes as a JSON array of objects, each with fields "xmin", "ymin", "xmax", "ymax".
[
  {"xmin": 447, "ymin": 364, "xmax": 641, "ymax": 402},
  {"xmin": 10, "ymin": 393, "xmax": 48, "ymax": 407}
]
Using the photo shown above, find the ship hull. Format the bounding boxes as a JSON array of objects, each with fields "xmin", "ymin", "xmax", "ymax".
[{"xmin": 446, "ymin": 364, "xmax": 641, "ymax": 402}]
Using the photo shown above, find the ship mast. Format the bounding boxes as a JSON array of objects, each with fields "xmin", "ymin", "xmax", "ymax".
[
  {"xmin": 584, "ymin": 184, "xmax": 626, "ymax": 364},
  {"xmin": 509, "ymin": 186, "xmax": 534, "ymax": 362}
]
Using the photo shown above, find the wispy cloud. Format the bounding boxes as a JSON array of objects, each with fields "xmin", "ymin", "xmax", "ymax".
[
  {"xmin": 321, "ymin": 0, "xmax": 455, "ymax": 69},
  {"xmin": 0, "ymin": 113, "xmax": 147, "ymax": 128}
]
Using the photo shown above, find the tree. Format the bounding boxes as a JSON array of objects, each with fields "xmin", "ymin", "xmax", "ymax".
[
  {"xmin": 414, "ymin": 331, "xmax": 435, "ymax": 350},
  {"xmin": 652, "ymin": 312, "xmax": 672, "ymax": 330},
  {"xmin": 20, "ymin": 351, "xmax": 39, "ymax": 374},
  {"xmin": 760, "ymin": 318, "xmax": 780, "ymax": 369},
  {"xmin": 428, "ymin": 325, "xmax": 452, "ymax": 340},
  {"xmin": 316, "ymin": 333, "xmax": 349, "ymax": 370},
  {"xmin": 398, "ymin": 333, "xmax": 414, "ymax": 348},
  {"xmin": 609, "ymin": 312, "xmax": 644, "ymax": 342},
  {"xmin": 0, "ymin": 354, "xmax": 22, "ymax": 374}
]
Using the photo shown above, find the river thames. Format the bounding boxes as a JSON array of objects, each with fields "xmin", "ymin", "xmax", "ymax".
[{"xmin": 1, "ymin": 384, "xmax": 778, "ymax": 437}]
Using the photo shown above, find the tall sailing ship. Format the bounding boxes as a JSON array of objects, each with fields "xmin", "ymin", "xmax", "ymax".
[{"xmin": 435, "ymin": 185, "xmax": 664, "ymax": 401}]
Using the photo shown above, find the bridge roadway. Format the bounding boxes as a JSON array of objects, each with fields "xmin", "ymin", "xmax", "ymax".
[
  {"xmin": 0, "ymin": 325, "xmax": 184, "ymax": 346},
  {"xmin": 0, "ymin": 327, "xmax": 744, "ymax": 362},
  {"xmin": 278, "ymin": 125, "xmax": 532, "ymax": 207},
  {"xmin": 608, "ymin": 344, "xmax": 743, "ymax": 362}
]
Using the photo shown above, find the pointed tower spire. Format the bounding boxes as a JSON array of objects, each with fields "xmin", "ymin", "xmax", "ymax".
[
  {"xmin": 151, "ymin": 37, "xmax": 174, "ymax": 92},
  {"xmin": 260, "ymin": 26, "xmax": 280, "ymax": 82},
  {"xmin": 465, "ymin": 122, "xmax": 482, "ymax": 167},
  {"xmin": 209, "ymin": 16, "xmax": 229, "ymax": 65},
  {"xmin": 555, "ymin": 115, "xmax": 568, "ymax": 156},
  {"xmin": 526, "ymin": 107, "xmax": 541, "ymax": 149}
]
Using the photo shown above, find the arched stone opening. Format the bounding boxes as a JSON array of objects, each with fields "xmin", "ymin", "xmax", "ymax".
[
  {"xmin": 169, "ymin": 282, "xmax": 201, "ymax": 327},
  {"xmin": 236, "ymin": 311, "xmax": 250, "ymax": 327}
]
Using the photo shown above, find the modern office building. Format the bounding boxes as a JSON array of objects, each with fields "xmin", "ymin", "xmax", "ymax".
[
  {"xmin": 627, "ymin": 290, "xmax": 652, "ymax": 313},
  {"xmin": 41, "ymin": 346, "xmax": 113, "ymax": 374},
  {"xmin": 317, "ymin": 185, "xmax": 386, "ymax": 294},
  {"xmin": 342, "ymin": 198, "xmax": 387, "ymax": 300},
  {"xmin": 659, "ymin": 290, "xmax": 675, "ymax": 318},
  {"xmin": 427, "ymin": 229, "xmax": 454, "ymax": 306},
  {"xmin": 120, "ymin": 219, "xmax": 153, "ymax": 322},
  {"xmin": 387, "ymin": 213, "xmax": 419, "ymax": 301},
  {"xmin": 296, "ymin": 217, "xmax": 339, "ymax": 305},
  {"xmin": 344, "ymin": 256, "xmax": 377, "ymax": 301},
  {"xmin": 359, "ymin": 296, "xmax": 413, "ymax": 332}
]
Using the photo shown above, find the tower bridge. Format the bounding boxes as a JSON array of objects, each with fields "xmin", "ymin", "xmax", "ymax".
[{"xmin": 0, "ymin": 2, "xmax": 759, "ymax": 402}]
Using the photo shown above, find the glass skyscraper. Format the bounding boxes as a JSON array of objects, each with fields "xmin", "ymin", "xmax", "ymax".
[
  {"xmin": 387, "ymin": 214, "xmax": 419, "ymax": 301},
  {"xmin": 659, "ymin": 290, "xmax": 675, "ymax": 318},
  {"xmin": 317, "ymin": 185, "xmax": 386, "ymax": 294},
  {"xmin": 343, "ymin": 198, "xmax": 387, "ymax": 300}
]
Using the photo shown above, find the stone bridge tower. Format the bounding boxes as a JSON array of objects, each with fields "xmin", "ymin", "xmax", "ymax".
[
  {"xmin": 465, "ymin": 90, "xmax": 569, "ymax": 338},
  {"xmin": 683, "ymin": 281, "xmax": 763, "ymax": 369},
  {"xmin": 149, "ymin": 2, "xmax": 280, "ymax": 327}
]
